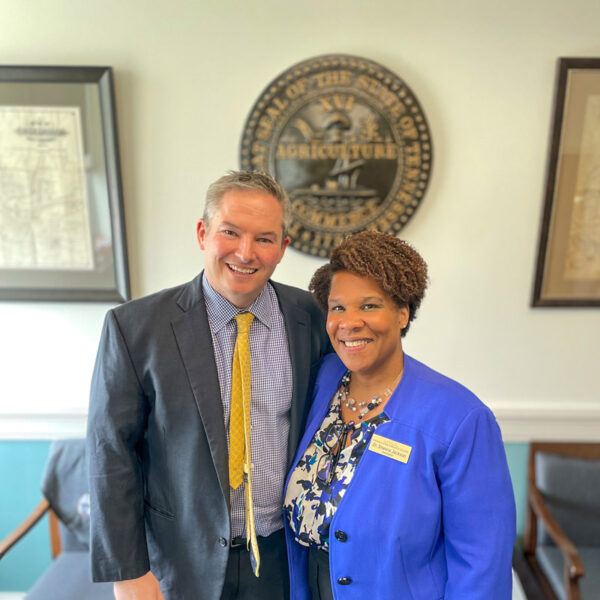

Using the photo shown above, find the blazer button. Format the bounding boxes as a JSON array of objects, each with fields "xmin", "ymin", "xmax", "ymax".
[
  {"xmin": 334, "ymin": 530, "xmax": 348, "ymax": 542},
  {"xmin": 218, "ymin": 537, "xmax": 228, "ymax": 547},
  {"xmin": 337, "ymin": 577, "xmax": 352, "ymax": 585}
]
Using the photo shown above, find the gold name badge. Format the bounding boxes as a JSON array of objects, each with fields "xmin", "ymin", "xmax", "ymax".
[{"xmin": 369, "ymin": 435, "xmax": 412, "ymax": 464}]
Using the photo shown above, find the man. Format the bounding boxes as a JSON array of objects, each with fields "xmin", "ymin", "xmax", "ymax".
[{"xmin": 87, "ymin": 171, "xmax": 330, "ymax": 599}]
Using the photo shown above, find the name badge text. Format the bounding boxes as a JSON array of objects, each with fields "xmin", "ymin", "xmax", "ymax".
[{"xmin": 369, "ymin": 435, "xmax": 412, "ymax": 464}]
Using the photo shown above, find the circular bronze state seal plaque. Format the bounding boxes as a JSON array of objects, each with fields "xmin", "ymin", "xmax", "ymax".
[{"xmin": 240, "ymin": 54, "xmax": 433, "ymax": 257}]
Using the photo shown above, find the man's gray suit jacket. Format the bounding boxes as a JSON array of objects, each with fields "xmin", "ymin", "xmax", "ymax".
[{"xmin": 87, "ymin": 273, "xmax": 330, "ymax": 600}]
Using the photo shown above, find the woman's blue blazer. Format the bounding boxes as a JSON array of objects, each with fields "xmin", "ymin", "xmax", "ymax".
[{"xmin": 284, "ymin": 353, "xmax": 516, "ymax": 600}]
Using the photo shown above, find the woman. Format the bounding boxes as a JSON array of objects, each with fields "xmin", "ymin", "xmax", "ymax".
[{"xmin": 283, "ymin": 231, "xmax": 516, "ymax": 600}]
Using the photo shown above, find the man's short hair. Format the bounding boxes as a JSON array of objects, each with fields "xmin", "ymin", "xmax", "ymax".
[{"xmin": 203, "ymin": 170, "xmax": 291, "ymax": 240}]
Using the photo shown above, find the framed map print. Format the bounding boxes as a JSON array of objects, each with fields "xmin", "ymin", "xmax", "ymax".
[
  {"xmin": 533, "ymin": 58, "xmax": 600, "ymax": 307},
  {"xmin": 0, "ymin": 66, "xmax": 129, "ymax": 301}
]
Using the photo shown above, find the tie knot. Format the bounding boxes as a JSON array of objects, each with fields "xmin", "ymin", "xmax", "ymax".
[{"xmin": 235, "ymin": 312, "xmax": 254, "ymax": 334}]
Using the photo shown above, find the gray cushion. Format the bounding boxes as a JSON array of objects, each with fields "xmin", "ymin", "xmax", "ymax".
[
  {"xmin": 535, "ymin": 452, "xmax": 600, "ymax": 546},
  {"xmin": 25, "ymin": 552, "xmax": 113, "ymax": 600},
  {"xmin": 536, "ymin": 546, "xmax": 600, "ymax": 600},
  {"xmin": 41, "ymin": 439, "xmax": 90, "ymax": 550}
]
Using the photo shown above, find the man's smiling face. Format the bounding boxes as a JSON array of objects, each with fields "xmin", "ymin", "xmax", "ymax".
[{"xmin": 197, "ymin": 189, "xmax": 290, "ymax": 308}]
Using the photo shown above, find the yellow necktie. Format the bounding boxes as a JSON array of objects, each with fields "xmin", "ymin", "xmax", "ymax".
[{"xmin": 229, "ymin": 312, "xmax": 260, "ymax": 576}]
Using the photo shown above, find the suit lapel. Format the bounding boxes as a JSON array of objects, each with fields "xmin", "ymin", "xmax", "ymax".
[
  {"xmin": 273, "ymin": 284, "xmax": 313, "ymax": 468},
  {"xmin": 171, "ymin": 277, "xmax": 315, "ymax": 498},
  {"xmin": 171, "ymin": 275, "xmax": 230, "ymax": 506}
]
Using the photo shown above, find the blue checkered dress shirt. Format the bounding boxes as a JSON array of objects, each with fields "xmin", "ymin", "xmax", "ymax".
[{"xmin": 202, "ymin": 275, "xmax": 293, "ymax": 538}]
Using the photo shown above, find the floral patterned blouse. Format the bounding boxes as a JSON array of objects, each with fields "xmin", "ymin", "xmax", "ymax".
[{"xmin": 284, "ymin": 380, "xmax": 389, "ymax": 551}]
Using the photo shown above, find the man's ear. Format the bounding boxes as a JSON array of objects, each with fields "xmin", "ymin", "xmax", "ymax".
[
  {"xmin": 196, "ymin": 219, "xmax": 207, "ymax": 250},
  {"xmin": 278, "ymin": 235, "xmax": 291, "ymax": 262}
]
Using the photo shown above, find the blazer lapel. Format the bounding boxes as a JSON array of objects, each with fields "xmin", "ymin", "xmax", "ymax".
[
  {"xmin": 274, "ymin": 284, "xmax": 313, "ymax": 468},
  {"xmin": 171, "ymin": 275, "xmax": 230, "ymax": 506}
]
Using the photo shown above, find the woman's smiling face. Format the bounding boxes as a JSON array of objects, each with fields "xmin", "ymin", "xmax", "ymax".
[{"xmin": 326, "ymin": 271, "xmax": 408, "ymax": 378}]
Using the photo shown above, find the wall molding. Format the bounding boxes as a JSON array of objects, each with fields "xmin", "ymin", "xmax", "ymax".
[
  {"xmin": 1, "ymin": 402, "xmax": 598, "ymax": 442},
  {"xmin": 491, "ymin": 400, "xmax": 600, "ymax": 442},
  {"xmin": 0, "ymin": 413, "xmax": 87, "ymax": 440}
]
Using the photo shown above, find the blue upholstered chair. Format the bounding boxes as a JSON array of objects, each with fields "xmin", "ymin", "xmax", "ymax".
[
  {"xmin": 523, "ymin": 442, "xmax": 600, "ymax": 600},
  {"xmin": 0, "ymin": 439, "xmax": 113, "ymax": 599}
]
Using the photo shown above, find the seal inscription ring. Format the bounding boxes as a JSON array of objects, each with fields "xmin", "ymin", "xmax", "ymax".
[{"xmin": 240, "ymin": 54, "xmax": 433, "ymax": 257}]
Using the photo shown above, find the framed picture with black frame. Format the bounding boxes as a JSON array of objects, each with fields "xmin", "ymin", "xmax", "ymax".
[
  {"xmin": 0, "ymin": 65, "xmax": 130, "ymax": 302},
  {"xmin": 532, "ymin": 57, "xmax": 600, "ymax": 307}
]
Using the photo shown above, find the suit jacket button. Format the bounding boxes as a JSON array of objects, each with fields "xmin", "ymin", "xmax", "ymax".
[
  {"xmin": 337, "ymin": 577, "xmax": 352, "ymax": 585},
  {"xmin": 334, "ymin": 530, "xmax": 348, "ymax": 542},
  {"xmin": 218, "ymin": 537, "xmax": 228, "ymax": 547}
]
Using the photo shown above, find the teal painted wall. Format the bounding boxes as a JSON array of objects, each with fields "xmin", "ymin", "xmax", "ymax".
[
  {"xmin": 505, "ymin": 442, "xmax": 529, "ymax": 536},
  {"xmin": 0, "ymin": 441, "xmax": 52, "ymax": 592},
  {"xmin": 0, "ymin": 440, "xmax": 529, "ymax": 592}
]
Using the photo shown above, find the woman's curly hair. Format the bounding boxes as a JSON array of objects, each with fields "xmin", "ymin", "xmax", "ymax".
[{"xmin": 309, "ymin": 230, "xmax": 428, "ymax": 336}]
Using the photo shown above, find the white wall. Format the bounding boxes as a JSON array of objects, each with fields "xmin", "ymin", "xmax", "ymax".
[{"xmin": 1, "ymin": 0, "xmax": 599, "ymax": 440}]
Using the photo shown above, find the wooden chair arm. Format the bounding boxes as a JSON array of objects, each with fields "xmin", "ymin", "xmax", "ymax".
[
  {"xmin": 0, "ymin": 498, "xmax": 50, "ymax": 560},
  {"xmin": 527, "ymin": 482, "xmax": 584, "ymax": 580}
]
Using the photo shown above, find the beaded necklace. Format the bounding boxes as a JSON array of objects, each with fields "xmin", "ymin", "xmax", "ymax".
[{"xmin": 340, "ymin": 369, "xmax": 402, "ymax": 419}]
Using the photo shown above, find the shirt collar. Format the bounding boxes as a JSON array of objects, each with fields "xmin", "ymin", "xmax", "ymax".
[{"xmin": 202, "ymin": 273, "xmax": 275, "ymax": 333}]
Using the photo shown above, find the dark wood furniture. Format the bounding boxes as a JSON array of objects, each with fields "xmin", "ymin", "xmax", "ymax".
[{"xmin": 523, "ymin": 442, "xmax": 600, "ymax": 600}]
